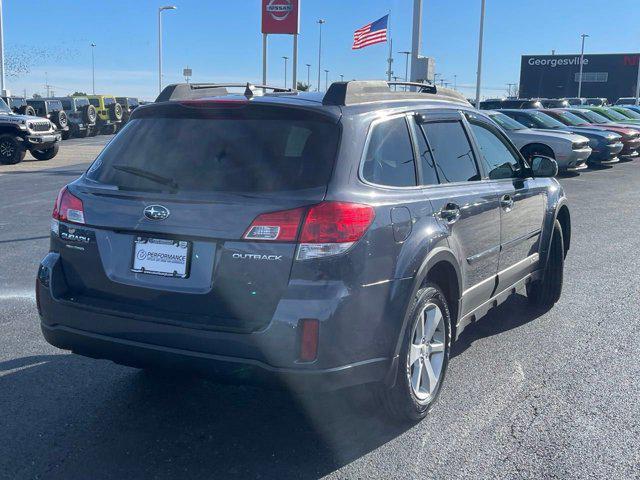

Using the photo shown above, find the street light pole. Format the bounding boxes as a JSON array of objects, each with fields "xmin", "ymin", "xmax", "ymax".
[
  {"xmin": 306, "ymin": 63, "xmax": 311, "ymax": 89},
  {"xmin": 399, "ymin": 51, "xmax": 411, "ymax": 81},
  {"xmin": 317, "ymin": 19, "xmax": 325, "ymax": 92},
  {"xmin": 474, "ymin": 0, "xmax": 486, "ymax": 108},
  {"xmin": 158, "ymin": 5, "xmax": 177, "ymax": 95},
  {"xmin": 282, "ymin": 56, "xmax": 289, "ymax": 89},
  {"xmin": 0, "ymin": 0, "xmax": 5, "ymax": 95},
  {"xmin": 90, "ymin": 43, "xmax": 96, "ymax": 94},
  {"xmin": 577, "ymin": 33, "xmax": 589, "ymax": 99},
  {"xmin": 324, "ymin": 69, "xmax": 329, "ymax": 91}
]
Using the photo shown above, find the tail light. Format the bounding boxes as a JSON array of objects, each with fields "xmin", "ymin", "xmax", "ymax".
[
  {"xmin": 52, "ymin": 186, "xmax": 85, "ymax": 224},
  {"xmin": 243, "ymin": 201, "xmax": 375, "ymax": 260}
]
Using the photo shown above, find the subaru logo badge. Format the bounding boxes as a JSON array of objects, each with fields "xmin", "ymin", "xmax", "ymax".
[{"xmin": 143, "ymin": 205, "xmax": 170, "ymax": 221}]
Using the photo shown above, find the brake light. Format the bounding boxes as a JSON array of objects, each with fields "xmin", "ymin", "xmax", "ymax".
[
  {"xmin": 52, "ymin": 186, "xmax": 85, "ymax": 224},
  {"xmin": 299, "ymin": 202, "xmax": 375, "ymax": 243},
  {"xmin": 243, "ymin": 207, "xmax": 306, "ymax": 241},
  {"xmin": 297, "ymin": 202, "xmax": 375, "ymax": 260},
  {"xmin": 243, "ymin": 202, "xmax": 375, "ymax": 260}
]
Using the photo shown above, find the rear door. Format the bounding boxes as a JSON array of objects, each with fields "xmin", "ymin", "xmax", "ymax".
[
  {"xmin": 57, "ymin": 102, "xmax": 340, "ymax": 332},
  {"xmin": 465, "ymin": 113, "xmax": 545, "ymax": 291},
  {"xmin": 416, "ymin": 110, "xmax": 501, "ymax": 316}
]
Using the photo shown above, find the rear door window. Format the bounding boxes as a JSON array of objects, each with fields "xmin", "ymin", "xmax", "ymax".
[
  {"xmin": 420, "ymin": 121, "xmax": 480, "ymax": 183},
  {"xmin": 87, "ymin": 107, "xmax": 340, "ymax": 193},
  {"xmin": 362, "ymin": 116, "xmax": 417, "ymax": 187}
]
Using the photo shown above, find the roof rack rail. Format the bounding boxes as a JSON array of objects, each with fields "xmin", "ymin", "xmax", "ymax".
[
  {"xmin": 322, "ymin": 80, "xmax": 471, "ymax": 107},
  {"xmin": 155, "ymin": 82, "xmax": 296, "ymax": 102}
]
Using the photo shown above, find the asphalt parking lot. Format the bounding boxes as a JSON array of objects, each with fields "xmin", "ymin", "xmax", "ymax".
[{"xmin": 1, "ymin": 140, "xmax": 639, "ymax": 480}]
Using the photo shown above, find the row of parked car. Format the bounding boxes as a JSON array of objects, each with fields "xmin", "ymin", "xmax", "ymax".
[
  {"xmin": 0, "ymin": 94, "xmax": 141, "ymax": 165},
  {"xmin": 477, "ymin": 98, "xmax": 640, "ymax": 172}
]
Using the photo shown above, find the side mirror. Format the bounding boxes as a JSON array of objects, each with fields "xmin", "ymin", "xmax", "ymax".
[{"xmin": 530, "ymin": 155, "xmax": 558, "ymax": 177}]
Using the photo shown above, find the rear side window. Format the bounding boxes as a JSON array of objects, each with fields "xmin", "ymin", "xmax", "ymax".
[
  {"xmin": 86, "ymin": 109, "xmax": 339, "ymax": 193},
  {"xmin": 420, "ymin": 121, "xmax": 480, "ymax": 183},
  {"xmin": 362, "ymin": 116, "xmax": 416, "ymax": 187}
]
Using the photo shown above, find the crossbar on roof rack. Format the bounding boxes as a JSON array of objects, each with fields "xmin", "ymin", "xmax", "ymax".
[{"xmin": 156, "ymin": 82, "xmax": 296, "ymax": 102}]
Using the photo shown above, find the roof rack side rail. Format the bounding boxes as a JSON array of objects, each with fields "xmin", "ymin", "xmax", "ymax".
[
  {"xmin": 387, "ymin": 81, "xmax": 436, "ymax": 93},
  {"xmin": 156, "ymin": 82, "xmax": 296, "ymax": 102}
]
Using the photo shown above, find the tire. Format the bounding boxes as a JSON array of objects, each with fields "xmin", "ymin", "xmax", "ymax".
[
  {"xmin": 89, "ymin": 126, "xmax": 99, "ymax": 137},
  {"xmin": 75, "ymin": 128, "xmax": 90, "ymax": 138},
  {"xmin": 61, "ymin": 130, "xmax": 71, "ymax": 140},
  {"xmin": 109, "ymin": 103, "xmax": 123, "ymax": 121},
  {"xmin": 82, "ymin": 104, "xmax": 97, "ymax": 124},
  {"xmin": 30, "ymin": 142, "xmax": 59, "ymax": 161},
  {"xmin": 19, "ymin": 105, "xmax": 37, "ymax": 117},
  {"xmin": 101, "ymin": 124, "xmax": 117, "ymax": 135},
  {"xmin": 527, "ymin": 219, "xmax": 564, "ymax": 309},
  {"xmin": 0, "ymin": 134, "xmax": 26, "ymax": 165},
  {"xmin": 52, "ymin": 110, "xmax": 68, "ymax": 129},
  {"xmin": 377, "ymin": 284, "xmax": 452, "ymax": 422}
]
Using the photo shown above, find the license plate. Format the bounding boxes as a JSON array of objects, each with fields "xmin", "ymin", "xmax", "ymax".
[{"xmin": 131, "ymin": 237, "xmax": 190, "ymax": 278}]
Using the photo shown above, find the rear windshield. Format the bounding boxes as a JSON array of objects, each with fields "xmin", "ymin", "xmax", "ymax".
[
  {"xmin": 86, "ymin": 107, "xmax": 339, "ymax": 193},
  {"xmin": 88, "ymin": 98, "xmax": 100, "ymax": 107},
  {"xmin": 103, "ymin": 97, "xmax": 115, "ymax": 106},
  {"xmin": 75, "ymin": 98, "xmax": 90, "ymax": 107}
]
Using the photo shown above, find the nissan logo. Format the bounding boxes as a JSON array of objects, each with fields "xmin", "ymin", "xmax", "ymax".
[
  {"xmin": 266, "ymin": 0, "xmax": 292, "ymax": 21},
  {"xmin": 143, "ymin": 205, "xmax": 170, "ymax": 221}
]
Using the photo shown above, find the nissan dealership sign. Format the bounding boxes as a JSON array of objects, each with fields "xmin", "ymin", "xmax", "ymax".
[
  {"xmin": 261, "ymin": 0, "xmax": 300, "ymax": 35},
  {"xmin": 520, "ymin": 53, "xmax": 640, "ymax": 101}
]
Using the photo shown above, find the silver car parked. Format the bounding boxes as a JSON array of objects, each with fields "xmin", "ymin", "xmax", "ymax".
[{"xmin": 487, "ymin": 111, "xmax": 592, "ymax": 172}]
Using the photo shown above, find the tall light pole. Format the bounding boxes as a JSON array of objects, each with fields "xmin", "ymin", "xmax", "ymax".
[
  {"xmin": 90, "ymin": 43, "xmax": 96, "ymax": 94},
  {"xmin": 324, "ymin": 69, "xmax": 329, "ymax": 91},
  {"xmin": 475, "ymin": 0, "xmax": 486, "ymax": 108},
  {"xmin": 399, "ymin": 51, "xmax": 411, "ymax": 82},
  {"xmin": 0, "ymin": 0, "xmax": 5, "ymax": 95},
  {"xmin": 316, "ymin": 19, "xmax": 325, "ymax": 92},
  {"xmin": 282, "ymin": 56, "xmax": 289, "ymax": 89},
  {"xmin": 577, "ymin": 33, "xmax": 589, "ymax": 99},
  {"xmin": 306, "ymin": 63, "xmax": 311, "ymax": 89},
  {"xmin": 453, "ymin": 74, "xmax": 457, "ymax": 91},
  {"xmin": 158, "ymin": 5, "xmax": 177, "ymax": 95}
]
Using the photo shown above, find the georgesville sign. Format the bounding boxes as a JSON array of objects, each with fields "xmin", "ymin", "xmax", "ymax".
[
  {"xmin": 520, "ymin": 53, "xmax": 640, "ymax": 101},
  {"xmin": 262, "ymin": 0, "xmax": 300, "ymax": 35}
]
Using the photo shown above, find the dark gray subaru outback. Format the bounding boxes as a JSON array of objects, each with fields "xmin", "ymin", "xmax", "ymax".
[{"xmin": 37, "ymin": 81, "xmax": 570, "ymax": 422}]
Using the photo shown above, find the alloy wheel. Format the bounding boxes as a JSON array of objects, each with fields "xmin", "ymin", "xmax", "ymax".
[
  {"xmin": 407, "ymin": 302, "xmax": 446, "ymax": 403},
  {"xmin": 0, "ymin": 140, "xmax": 15, "ymax": 158}
]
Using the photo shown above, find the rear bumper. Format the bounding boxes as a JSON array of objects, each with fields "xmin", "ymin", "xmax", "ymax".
[
  {"xmin": 36, "ymin": 252, "xmax": 396, "ymax": 391},
  {"xmin": 40, "ymin": 323, "xmax": 386, "ymax": 391}
]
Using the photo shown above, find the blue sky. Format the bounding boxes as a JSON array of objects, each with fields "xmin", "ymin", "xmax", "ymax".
[{"xmin": 3, "ymin": 0, "xmax": 640, "ymax": 101}]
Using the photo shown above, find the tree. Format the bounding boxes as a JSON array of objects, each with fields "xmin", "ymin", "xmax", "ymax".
[
  {"xmin": 72, "ymin": 91, "xmax": 87, "ymax": 96},
  {"xmin": 32, "ymin": 93, "xmax": 42, "ymax": 99},
  {"xmin": 296, "ymin": 81, "xmax": 310, "ymax": 92}
]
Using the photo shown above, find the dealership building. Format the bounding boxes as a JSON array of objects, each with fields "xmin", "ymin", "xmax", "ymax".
[{"xmin": 519, "ymin": 53, "xmax": 640, "ymax": 101}]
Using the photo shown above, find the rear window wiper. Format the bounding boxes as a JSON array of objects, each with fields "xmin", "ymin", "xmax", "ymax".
[{"xmin": 111, "ymin": 165, "xmax": 179, "ymax": 191}]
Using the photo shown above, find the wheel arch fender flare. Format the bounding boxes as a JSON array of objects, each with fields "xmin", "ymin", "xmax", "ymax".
[
  {"xmin": 540, "ymin": 196, "xmax": 570, "ymax": 270},
  {"xmin": 384, "ymin": 247, "xmax": 462, "ymax": 386}
]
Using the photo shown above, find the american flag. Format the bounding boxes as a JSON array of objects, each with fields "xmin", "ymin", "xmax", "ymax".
[{"xmin": 352, "ymin": 15, "xmax": 388, "ymax": 50}]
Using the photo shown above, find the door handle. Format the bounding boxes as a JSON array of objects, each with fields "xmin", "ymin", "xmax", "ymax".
[
  {"xmin": 500, "ymin": 194, "xmax": 514, "ymax": 211},
  {"xmin": 438, "ymin": 203, "xmax": 461, "ymax": 224}
]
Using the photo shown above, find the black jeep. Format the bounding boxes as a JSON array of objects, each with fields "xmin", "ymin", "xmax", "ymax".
[
  {"xmin": 115, "ymin": 97, "xmax": 140, "ymax": 130},
  {"xmin": 1, "ymin": 96, "xmax": 36, "ymax": 116},
  {"xmin": 52, "ymin": 97, "xmax": 98, "ymax": 138},
  {"xmin": 26, "ymin": 99, "xmax": 71, "ymax": 139}
]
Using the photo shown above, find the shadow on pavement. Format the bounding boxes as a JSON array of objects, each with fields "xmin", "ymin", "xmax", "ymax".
[{"xmin": 1, "ymin": 294, "xmax": 544, "ymax": 479}]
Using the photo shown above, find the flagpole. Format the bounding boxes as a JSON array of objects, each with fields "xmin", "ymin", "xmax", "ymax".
[{"xmin": 386, "ymin": 12, "xmax": 393, "ymax": 81}]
